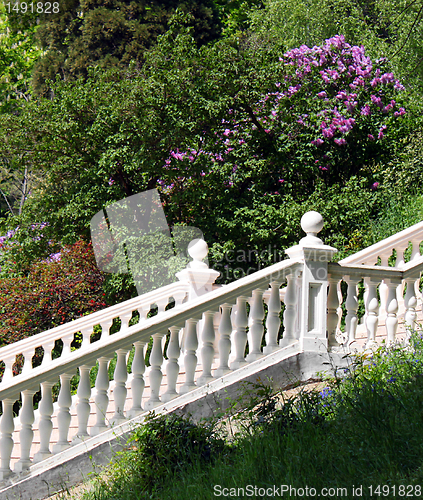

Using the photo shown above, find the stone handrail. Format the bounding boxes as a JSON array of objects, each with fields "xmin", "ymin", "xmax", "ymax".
[
  {"xmin": 2, "ymin": 210, "xmax": 423, "ymax": 483},
  {"xmin": 0, "ymin": 257, "xmax": 301, "ymax": 479},
  {"xmin": 327, "ymin": 256, "xmax": 423, "ymax": 348},
  {"xmin": 339, "ymin": 220, "xmax": 423, "ymax": 267},
  {"xmin": 0, "ymin": 280, "xmax": 189, "ymax": 384}
]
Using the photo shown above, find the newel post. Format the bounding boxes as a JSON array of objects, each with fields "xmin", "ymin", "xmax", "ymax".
[
  {"xmin": 176, "ymin": 238, "xmax": 220, "ymax": 300},
  {"xmin": 285, "ymin": 211, "xmax": 337, "ymax": 352}
]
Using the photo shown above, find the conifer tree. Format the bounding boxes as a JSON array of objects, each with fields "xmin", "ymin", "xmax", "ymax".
[{"xmin": 7, "ymin": 0, "xmax": 221, "ymax": 95}]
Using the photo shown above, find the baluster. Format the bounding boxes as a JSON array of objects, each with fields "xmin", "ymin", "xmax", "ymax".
[
  {"xmin": 365, "ymin": 278, "xmax": 379, "ymax": 349},
  {"xmin": 137, "ymin": 307, "xmax": 148, "ymax": 321},
  {"xmin": 110, "ymin": 349, "xmax": 129, "ymax": 424},
  {"xmin": 41, "ymin": 341, "xmax": 55, "ymax": 366},
  {"xmin": 246, "ymin": 289, "xmax": 265, "ymax": 361},
  {"xmin": 53, "ymin": 373, "xmax": 73, "ymax": 453},
  {"xmin": 127, "ymin": 341, "xmax": 146, "ymax": 417},
  {"xmin": 34, "ymin": 381, "xmax": 55, "ymax": 463},
  {"xmin": 263, "ymin": 282, "xmax": 281, "ymax": 354},
  {"xmin": 345, "ymin": 277, "xmax": 359, "ymax": 346},
  {"xmin": 327, "ymin": 276, "xmax": 341, "ymax": 348},
  {"xmin": 410, "ymin": 239, "xmax": 422, "ymax": 302},
  {"xmin": 72, "ymin": 365, "xmax": 92, "ymax": 442},
  {"xmin": 2, "ymin": 356, "xmax": 15, "ymax": 382},
  {"xmin": 15, "ymin": 389, "xmax": 36, "ymax": 472},
  {"xmin": 0, "ymin": 399, "xmax": 15, "ymax": 479},
  {"xmin": 21, "ymin": 348, "xmax": 35, "ymax": 375},
  {"xmin": 99, "ymin": 319, "xmax": 113, "ymax": 337},
  {"xmin": 162, "ymin": 328, "xmax": 180, "ymax": 403},
  {"xmin": 120, "ymin": 312, "xmax": 133, "ymax": 330},
  {"xmin": 91, "ymin": 357, "xmax": 111, "ymax": 436},
  {"xmin": 281, "ymin": 274, "xmax": 297, "ymax": 347},
  {"xmin": 80, "ymin": 327, "xmax": 93, "ymax": 348},
  {"xmin": 180, "ymin": 319, "xmax": 199, "ymax": 394},
  {"xmin": 173, "ymin": 290, "xmax": 187, "ymax": 307},
  {"xmin": 145, "ymin": 333, "xmax": 165, "ymax": 408},
  {"xmin": 198, "ymin": 311, "xmax": 216, "ymax": 385},
  {"xmin": 62, "ymin": 334, "xmax": 73, "ymax": 356},
  {"xmin": 214, "ymin": 304, "xmax": 233, "ymax": 376},
  {"xmin": 230, "ymin": 296, "xmax": 249, "ymax": 370},
  {"xmin": 404, "ymin": 277, "xmax": 417, "ymax": 342},
  {"xmin": 395, "ymin": 244, "xmax": 408, "ymax": 268},
  {"xmin": 386, "ymin": 278, "xmax": 400, "ymax": 344}
]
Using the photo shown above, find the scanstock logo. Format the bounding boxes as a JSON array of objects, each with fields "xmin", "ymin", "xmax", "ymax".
[{"xmin": 90, "ymin": 189, "xmax": 206, "ymax": 295}]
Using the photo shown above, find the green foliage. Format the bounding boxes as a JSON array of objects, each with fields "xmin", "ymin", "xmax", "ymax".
[
  {"xmin": 250, "ymin": 0, "xmax": 423, "ymax": 95},
  {"xmin": 76, "ymin": 335, "xmax": 423, "ymax": 500},
  {"xmin": 0, "ymin": 6, "xmax": 41, "ymax": 112},
  {"xmin": 22, "ymin": 0, "xmax": 222, "ymax": 95},
  {"xmin": 212, "ymin": 0, "xmax": 264, "ymax": 33},
  {"xmin": 1, "ymin": 27, "xmax": 402, "ymax": 287},
  {"xmin": 84, "ymin": 413, "xmax": 228, "ymax": 498}
]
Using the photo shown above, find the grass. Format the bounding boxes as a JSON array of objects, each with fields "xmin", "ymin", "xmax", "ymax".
[{"xmin": 54, "ymin": 329, "xmax": 423, "ymax": 500}]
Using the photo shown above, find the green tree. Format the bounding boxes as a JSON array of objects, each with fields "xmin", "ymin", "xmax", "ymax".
[
  {"xmin": 8, "ymin": 0, "xmax": 222, "ymax": 95},
  {"xmin": 0, "ymin": 26, "xmax": 409, "ymax": 286},
  {"xmin": 249, "ymin": 0, "xmax": 423, "ymax": 93},
  {"xmin": 0, "ymin": 5, "xmax": 41, "ymax": 111}
]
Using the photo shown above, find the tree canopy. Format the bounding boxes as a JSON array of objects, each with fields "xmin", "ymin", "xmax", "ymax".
[{"xmin": 1, "ymin": 0, "xmax": 423, "ymax": 339}]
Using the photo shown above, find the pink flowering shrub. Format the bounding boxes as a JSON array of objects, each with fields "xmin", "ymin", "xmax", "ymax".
[
  {"xmin": 161, "ymin": 35, "xmax": 406, "ymax": 196},
  {"xmin": 0, "ymin": 240, "xmax": 106, "ymax": 348}
]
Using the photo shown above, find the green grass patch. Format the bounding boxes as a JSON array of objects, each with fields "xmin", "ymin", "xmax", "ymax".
[{"xmin": 73, "ymin": 332, "xmax": 423, "ymax": 500}]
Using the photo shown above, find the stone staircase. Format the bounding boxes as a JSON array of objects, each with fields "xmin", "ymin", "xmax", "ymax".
[{"xmin": 2, "ymin": 210, "xmax": 423, "ymax": 500}]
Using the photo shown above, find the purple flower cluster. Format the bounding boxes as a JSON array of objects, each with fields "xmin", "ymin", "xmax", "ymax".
[{"xmin": 159, "ymin": 35, "xmax": 406, "ymax": 190}]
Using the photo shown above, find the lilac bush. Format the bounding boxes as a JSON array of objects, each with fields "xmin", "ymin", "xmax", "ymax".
[{"xmin": 161, "ymin": 35, "xmax": 406, "ymax": 196}]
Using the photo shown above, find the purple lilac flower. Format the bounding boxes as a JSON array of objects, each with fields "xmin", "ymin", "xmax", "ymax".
[
  {"xmin": 48, "ymin": 252, "xmax": 61, "ymax": 262},
  {"xmin": 334, "ymin": 137, "xmax": 346, "ymax": 145}
]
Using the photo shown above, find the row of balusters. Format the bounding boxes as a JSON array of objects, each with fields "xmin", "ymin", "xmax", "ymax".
[
  {"xmin": 0, "ymin": 290, "xmax": 189, "ymax": 384},
  {"xmin": 327, "ymin": 274, "xmax": 420, "ymax": 349},
  {"xmin": 0, "ymin": 277, "xmax": 300, "ymax": 479}
]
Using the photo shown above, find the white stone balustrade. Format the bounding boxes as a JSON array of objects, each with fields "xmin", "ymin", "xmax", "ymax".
[
  {"xmin": 0, "ymin": 281, "xmax": 190, "ymax": 386},
  {"xmin": 2, "ymin": 216, "xmax": 423, "ymax": 484}
]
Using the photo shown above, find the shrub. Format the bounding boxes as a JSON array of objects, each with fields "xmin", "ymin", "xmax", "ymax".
[{"xmin": 0, "ymin": 240, "xmax": 106, "ymax": 348}]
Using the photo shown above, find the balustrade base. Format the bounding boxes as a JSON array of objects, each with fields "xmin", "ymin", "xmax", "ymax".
[
  {"xmin": 14, "ymin": 459, "xmax": 31, "ymax": 473},
  {"xmin": 109, "ymin": 415, "xmax": 127, "ymax": 427},
  {"xmin": 280, "ymin": 338, "xmax": 297, "ymax": 348},
  {"xmin": 144, "ymin": 399, "xmax": 161, "ymax": 410},
  {"xmin": 301, "ymin": 337, "xmax": 328, "ymax": 352},
  {"xmin": 52, "ymin": 442, "xmax": 70, "ymax": 454},
  {"xmin": 213, "ymin": 367, "xmax": 231, "ymax": 378},
  {"xmin": 245, "ymin": 352, "xmax": 264, "ymax": 362},
  {"xmin": 197, "ymin": 375, "xmax": 214, "ymax": 386},
  {"xmin": 90, "ymin": 425, "xmax": 109, "ymax": 437},
  {"xmin": 33, "ymin": 451, "xmax": 52, "ymax": 464},
  {"xmin": 0, "ymin": 468, "xmax": 12, "ymax": 481},
  {"xmin": 263, "ymin": 344, "xmax": 280, "ymax": 355},
  {"xmin": 71, "ymin": 434, "xmax": 90, "ymax": 445},
  {"xmin": 230, "ymin": 359, "xmax": 247, "ymax": 370},
  {"xmin": 179, "ymin": 383, "xmax": 196, "ymax": 395},
  {"xmin": 126, "ymin": 407, "xmax": 143, "ymax": 418}
]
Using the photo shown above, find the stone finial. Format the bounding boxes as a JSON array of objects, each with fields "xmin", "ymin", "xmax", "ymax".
[
  {"xmin": 285, "ymin": 210, "xmax": 337, "ymax": 261},
  {"xmin": 187, "ymin": 239, "xmax": 208, "ymax": 269},
  {"xmin": 176, "ymin": 238, "xmax": 220, "ymax": 299},
  {"xmin": 299, "ymin": 211, "xmax": 324, "ymax": 246}
]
